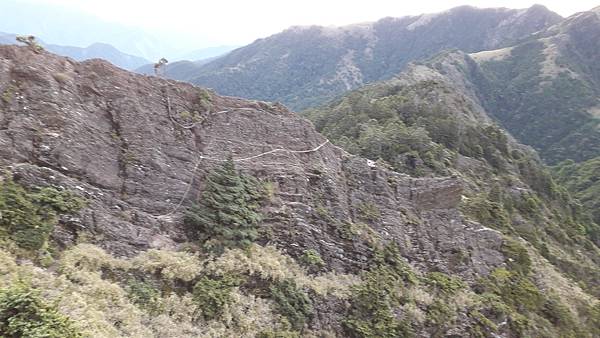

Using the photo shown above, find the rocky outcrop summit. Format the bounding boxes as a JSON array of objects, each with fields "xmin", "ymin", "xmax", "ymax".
[{"xmin": 0, "ymin": 45, "xmax": 503, "ymax": 277}]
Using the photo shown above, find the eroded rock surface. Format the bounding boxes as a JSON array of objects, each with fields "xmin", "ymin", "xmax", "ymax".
[{"xmin": 0, "ymin": 45, "xmax": 503, "ymax": 279}]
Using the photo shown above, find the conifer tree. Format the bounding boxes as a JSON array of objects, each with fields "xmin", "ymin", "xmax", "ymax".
[{"xmin": 185, "ymin": 157, "xmax": 261, "ymax": 251}]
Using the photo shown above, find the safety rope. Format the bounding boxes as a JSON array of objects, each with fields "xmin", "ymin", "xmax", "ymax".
[
  {"xmin": 155, "ymin": 79, "xmax": 331, "ymax": 218},
  {"xmin": 156, "ymin": 139, "xmax": 330, "ymax": 218},
  {"xmin": 199, "ymin": 139, "xmax": 330, "ymax": 162}
]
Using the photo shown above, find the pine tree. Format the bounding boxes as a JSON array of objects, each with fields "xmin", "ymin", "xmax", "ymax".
[{"xmin": 185, "ymin": 158, "xmax": 261, "ymax": 251}]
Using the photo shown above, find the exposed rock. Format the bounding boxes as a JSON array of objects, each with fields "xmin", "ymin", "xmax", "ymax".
[{"xmin": 0, "ymin": 45, "xmax": 505, "ymax": 281}]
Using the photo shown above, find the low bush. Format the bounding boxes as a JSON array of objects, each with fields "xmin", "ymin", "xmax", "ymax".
[
  {"xmin": 193, "ymin": 276, "xmax": 242, "ymax": 320},
  {"xmin": 0, "ymin": 283, "xmax": 81, "ymax": 337},
  {"xmin": 269, "ymin": 279, "xmax": 313, "ymax": 330},
  {"xmin": 300, "ymin": 249, "xmax": 325, "ymax": 268},
  {"xmin": 0, "ymin": 176, "xmax": 85, "ymax": 250}
]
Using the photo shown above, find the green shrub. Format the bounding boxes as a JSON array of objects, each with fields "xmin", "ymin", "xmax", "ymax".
[
  {"xmin": 483, "ymin": 268, "xmax": 543, "ymax": 312},
  {"xmin": 269, "ymin": 279, "xmax": 313, "ymax": 330},
  {"xmin": 192, "ymin": 276, "xmax": 241, "ymax": 320},
  {"xmin": 587, "ymin": 302, "xmax": 600, "ymax": 337},
  {"xmin": 194, "ymin": 89, "xmax": 213, "ymax": 113},
  {"xmin": 425, "ymin": 299, "xmax": 455, "ymax": 329},
  {"xmin": 33, "ymin": 187, "xmax": 87, "ymax": 213},
  {"xmin": 343, "ymin": 244, "xmax": 416, "ymax": 338},
  {"xmin": 540, "ymin": 295, "xmax": 578, "ymax": 335},
  {"xmin": 424, "ymin": 272, "xmax": 465, "ymax": 295},
  {"xmin": 126, "ymin": 279, "xmax": 162, "ymax": 314},
  {"xmin": 343, "ymin": 267, "xmax": 413, "ymax": 338},
  {"xmin": 300, "ymin": 249, "xmax": 325, "ymax": 268},
  {"xmin": 372, "ymin": 244, "xmax": 417, "ymax": 285},
  {"xmin": 461, "ymin": 195, "xmax": 511, "ymax": 231},
  {"xmin": 0, "ymin": 176, "xmax": 85, "ymax": 250},
  {"xmin": 338, "ymin": 221, "xmax": 362, "ymax": 240},
  {"xmin": 513, "ymin": 193, "xmax": 541, "ymax": 217},
  {"xmin": 467, "ymin": 309, "xmax": 498, "ymax": 337},
  {"xmin": 0, "ymin": 283, "xmax": 81, "ymax": 337},
  {"xmin": 257, "ymin": 330, "xmax": 301, "ymax": 338},
  {"xmin": 357, "ymin": 202, "xmax": 381, "ymax": 222},
  {"xmin": 500, "ymin": 239, "xmax": 531, "ymax": 275},
  {"xmin": 184, "ymin": 158, "xmax": 262, "ymax": 251},
  {"xmin": 1, "ymin": 84, "xmax": 17, "ymax": 104}
]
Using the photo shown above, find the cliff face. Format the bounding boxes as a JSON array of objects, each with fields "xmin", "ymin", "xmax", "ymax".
[{"xmin": 0, "ymin": 45, "xmax": 502, "ymax": 275}]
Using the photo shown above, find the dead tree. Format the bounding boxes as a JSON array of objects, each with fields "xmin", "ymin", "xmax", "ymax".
[
  {"xmin": 16, "ymin": 35, "xmax": 43, "ymax": 53},
  {"xmin": 154, "ymin": 58, "xmax": 169, "ymax": 77}
]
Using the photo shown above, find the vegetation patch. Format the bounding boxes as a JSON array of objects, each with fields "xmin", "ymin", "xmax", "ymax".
[
  {"xmin": 126, "ymin": 279, "xmax": 163, "ymax": 315},
  {"xmin": 461, "ymin": 194, "xmax": 511, "ymax": 232},
  {"xmin": 423, "ymin": 272, "xmax": 465, "ymax": 295},
  {"xmin": 552, "ymin": 157, "xmax": 600, "ymax": 244},
  {"xmin": 343, "ymin": 244, "xmax": 417, "ymax": 337},
  {"xmin": 0, "ymin": 283, "xmax": 81, "ymax": 337},
  {"xmin": 299, "ymin": 249, "xmax": 325, "ymax": 268},
  {"xmin": 193, "ymin": 275, "xmax": 242, "ymax": 320},
  {"xmin": 500, "ymin": 238, "xmax": 531, "ymax": 275},
  {"xmin": 357, "ymin": 201, "xmax": 381, "ymax": 222},
  {"xmin": 269, "ymin": 279, "xmax": 313, "ymax": 330},
  {"xmin": 197, "ymin": 88, "xmax": 213, "ymax": 111},
  {"xmin": 0, "ymin": 175, "xmax": 86, "ymax": 251},
  {"xmin": 184, "ymin": 158, "xmax": 263, "ymax": 252},
  {"xmin": 1, "ymin": 84, "xmax": 17, "ymax": 104}
]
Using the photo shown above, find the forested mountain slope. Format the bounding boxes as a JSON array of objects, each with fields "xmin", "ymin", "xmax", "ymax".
[
  {"xmin": 467, "ymin": 7, "xmax": 600, "ymax": 164},
  {"xmin": 1, "ymin": 45, "xmax": 598, "ymax": 337},
  {"xmin": 384, "ymin": 7, "xmax": 600, "ymax": 227},
  {"xmin": 177, "ymin": 5, "xmax": 561, "ymax": 110},
  {"xmin": 306, "ymin": 54, "xmax": 600, "ymax": 332}
]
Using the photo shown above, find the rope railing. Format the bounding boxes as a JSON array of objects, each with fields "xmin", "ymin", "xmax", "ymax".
[
  {"xmin": 165, "ymin": 89, "xmax": 265, "ymax": 130},
  {"xmin": 154, "ymin": 75, "xmax": 331, "ymax": 218},
  {"xmin": 156, "ymin": 139, "xmax": 330, "ymax": 218},
  {"xmin": 199, "ymin": 139, "xmax": 330, "ymax": 162}
]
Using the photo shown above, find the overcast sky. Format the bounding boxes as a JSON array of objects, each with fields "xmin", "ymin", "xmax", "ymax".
[{"xmin": 23, "ymin": 0, "xmax": 600, "ymax": 45}]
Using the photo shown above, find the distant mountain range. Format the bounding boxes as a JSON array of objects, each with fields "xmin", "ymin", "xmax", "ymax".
[
  {"xmin": 163, "ymin": 5, "xmax": 562, "ymax": 110},
  {"xmin": 0, "ymin": 32, "xmax": 150, "ymax": 70}
]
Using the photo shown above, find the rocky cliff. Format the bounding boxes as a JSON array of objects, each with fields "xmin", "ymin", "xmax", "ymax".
[{"xmin": 0, "ymin": 44, "xmax": 503, "ymax": 274}]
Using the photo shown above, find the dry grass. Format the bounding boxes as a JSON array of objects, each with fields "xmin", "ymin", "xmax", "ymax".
[{"xmin": 0, "ymin": 242, "xmax": 361, "ymax": 337}]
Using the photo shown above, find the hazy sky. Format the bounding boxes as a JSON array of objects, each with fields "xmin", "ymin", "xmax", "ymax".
[{"xmin": 23, "ymin": 0, "xmax": 600, "ymax": 45}]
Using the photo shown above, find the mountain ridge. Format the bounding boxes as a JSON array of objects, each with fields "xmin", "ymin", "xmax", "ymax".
[
  {"xmin": 167, "ymin": 4, "xmax": 563, "ymax": 110},
  {"xmin": 443, "ymin": 8, "xmax": 600, "ymax": 164}
]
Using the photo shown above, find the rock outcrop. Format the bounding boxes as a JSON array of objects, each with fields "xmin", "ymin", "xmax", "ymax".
[{"xmin": 0, "ymin": 45, "xmax": 504, "ymax": 279}]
